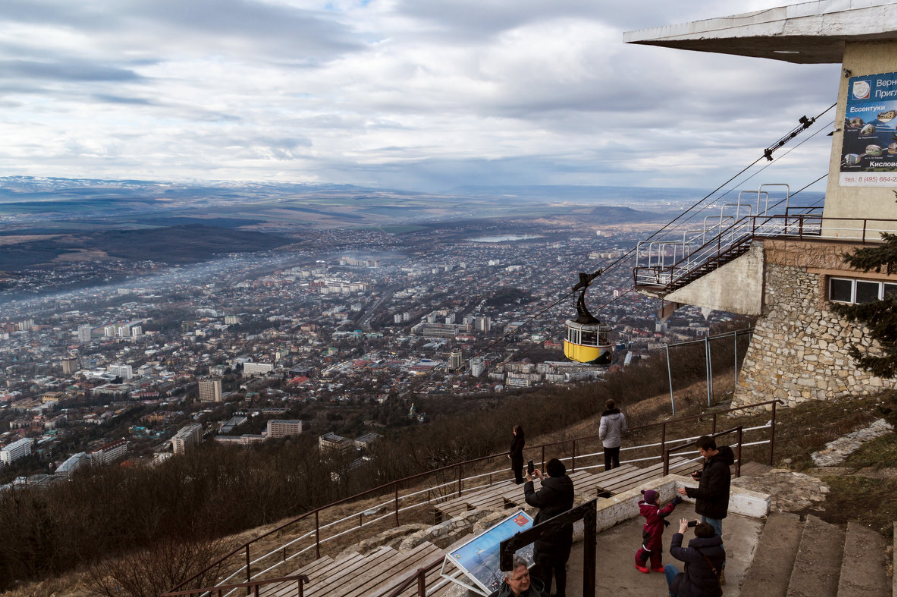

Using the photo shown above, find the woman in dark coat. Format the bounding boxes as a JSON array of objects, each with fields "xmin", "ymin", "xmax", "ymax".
[
  {"xmin": 509, "ymin": 425, "xmax": 525, "ymax": 484},
  {"xmin": 664, "ymin": 519, "xmax": 725, "ymax": 597}
]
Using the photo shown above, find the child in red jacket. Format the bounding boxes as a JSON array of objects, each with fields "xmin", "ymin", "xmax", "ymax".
[{"xmin": 635, "ymin": 489, "xmax": 683, "ymax": 573}]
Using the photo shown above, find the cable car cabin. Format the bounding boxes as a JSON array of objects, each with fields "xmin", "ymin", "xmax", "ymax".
[{"xmin": 563, "ymin": 320, "xmax": 612, "ymax": 365}]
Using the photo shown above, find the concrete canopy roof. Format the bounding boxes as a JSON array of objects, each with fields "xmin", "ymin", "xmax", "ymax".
[{"xmin": 623, "ymin": 0, "xmax": 897, "ymax": 64}]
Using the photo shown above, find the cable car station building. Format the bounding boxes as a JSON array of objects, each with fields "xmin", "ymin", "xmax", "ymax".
[{"xmin": 625, "ymin": 1, "xmax": 897, "ymax": 409}]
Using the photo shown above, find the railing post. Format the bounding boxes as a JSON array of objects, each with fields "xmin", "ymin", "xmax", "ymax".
[
  {"xmin": 662, "ymin": 448, "xmax": 670, "ymax": 477},
  {"xmin": 298, "ymin": 578, "xmax": 304, "ymax": 597},
  {"xmin": 395, "ymin": 482, "xmax": 400, "ymax": 527},
  {"xmin": 769, "ymin": 401, "xmax": 778, "ymax": 466},
  {"xmin": 457, "ymin": 465, "xmax": 462, "ymax": 498},
  {"xmin": 736, "ymin": 426, "xmax": 743, "ymax": 478},
  {"xmin": 359, "ymin": 512, "xmax": 363, "ymax": 527},
  {"xmin": 245, "ymin": 544, "xmax": 251, "ymax": 587},
  {"xmin": 660, "ymin": 423, "xmax": 666, "ymax": 464},
  {"xmin": 863, "ymin": 219, "xmax": 867, "ymax": 244},
  {"xmin": 417, "ymin": 568, "xmax": 427, "ymax": 596},
  {"xmin": 541, "ymin": 445, "xmax": 545, "ymax": 473},
  {"xmin": 254, "ymin": 585, "xmax": 260, "ymax": 597},
  {"xmin": 283, "ymin": 547, "xmax": 287, "ymax": 562},
  {"xmin": 315, "ymin": 510, "xmax": 320, "ymax": 559},
  {"xmin": 572, "ymin": 440, "xmax": 576, "ymax": 472},
  {"xmin": 665, "ymin": 344, "xmax": 675, "ymax": 415},
  {"xmin": 712, "ymin": 413, "xmax": 717, "ymax": 435},
  {"xmin": 704, "ymin": 336, "xmax": 712, "ymax": 406}
]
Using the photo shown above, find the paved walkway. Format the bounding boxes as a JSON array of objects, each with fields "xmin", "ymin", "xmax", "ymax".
[{"xmin": 565, "ymin": 504, "xmax": 764, "ymax": 597}]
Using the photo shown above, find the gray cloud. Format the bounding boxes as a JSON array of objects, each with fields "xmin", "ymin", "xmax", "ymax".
[
  {"xmin": 0, "ymin": 0, "xmax": 842, "ymax": 193},
  {"xmin": 0, "ymin": 59, "xmax": 143, "ymax": 82}
]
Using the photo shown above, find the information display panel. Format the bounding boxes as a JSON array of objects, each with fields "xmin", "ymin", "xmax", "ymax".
[
  {"xmin": 441, "ymin": 510, "xmax": 534, "ymax": 596},
  {"xmin": 840, "ymin": 71, "xmax": 897, "ymax": 187}
]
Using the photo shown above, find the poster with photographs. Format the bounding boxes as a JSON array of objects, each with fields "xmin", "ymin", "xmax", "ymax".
[
  {"xmin": 444, "ymin": 510, "xmax": 534, "ymax": 595},
  {"xmin": 840, "ymin": 71, "xmax": 897, "ymax": 187}
]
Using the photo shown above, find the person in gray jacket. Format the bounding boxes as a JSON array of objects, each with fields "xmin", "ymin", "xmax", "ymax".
[{"xmin": 599, "ymin": 399, "xmax": 627, "ymax": 470}]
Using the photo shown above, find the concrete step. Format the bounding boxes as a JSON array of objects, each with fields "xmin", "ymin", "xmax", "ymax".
[
  {"xmin": 740, "ymin": 512, "xmax": 804, "ymax": 597},
  {"xmin": 785, "ymin": 515, "xmax": 844, "ymax": 597},
  {"xmin": 836, "ymin": 522, "xmax": 891, "ymax": 597}
]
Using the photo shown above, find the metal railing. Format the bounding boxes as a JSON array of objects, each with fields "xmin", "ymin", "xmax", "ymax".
[
  {"xmin": 663, "ymin": 426, "xmax": 744, "ymax": 477},
  {"xmin": 384, "ymin": 557, "xmax": 445, "ymax": 597},
  {"xmin": 634, "ymin": 214, "xmax": 897, "ymax": 291},
  {"xmin": 170, "ymin": 399, "xmax": 784, "ymax": 596},
  {"xmin": 161, "ymin": 574, "xmax": 309, "ymax": 597}
]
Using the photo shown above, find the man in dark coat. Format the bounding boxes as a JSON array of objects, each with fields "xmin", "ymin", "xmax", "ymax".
[
  {"xmin": 664, "ymin": 519, "xmax": 725, "ymax": 597},
  {"xmin": 677, "ymin": 436, "xmax": 735, "ymax": 582},
  {"xmin": 524, "ymin": 458, "xmax": 574, "ymax": 597}
]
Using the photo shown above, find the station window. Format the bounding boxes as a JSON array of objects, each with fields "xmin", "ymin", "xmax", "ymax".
[{"xmin": 828, "ymin": 277, "xmax": 897, "ymax": 304}]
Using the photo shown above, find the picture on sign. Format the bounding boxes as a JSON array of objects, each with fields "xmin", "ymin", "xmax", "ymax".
[
  {"xmin": 447, "ymin": 510, "xmax": 534, "ymax": 594},
  {"xmin": 840, "ymin": 71, "xmax": 897, "ymax": 187}
]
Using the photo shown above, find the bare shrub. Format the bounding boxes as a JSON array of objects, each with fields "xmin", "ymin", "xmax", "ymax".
[{"xmin": 87, "ymin": 536, "xmax": 230, "ymax": 597}]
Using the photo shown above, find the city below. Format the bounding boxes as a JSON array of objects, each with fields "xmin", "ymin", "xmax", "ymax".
[{"xmin": 0, "ymin": 178, "xmax": 751, "ymax": 488}]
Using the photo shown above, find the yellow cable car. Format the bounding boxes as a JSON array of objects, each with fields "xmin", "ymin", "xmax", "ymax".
[{"xmin": 563, "ymin": 271, "xmax": 613, "ymax": 365}]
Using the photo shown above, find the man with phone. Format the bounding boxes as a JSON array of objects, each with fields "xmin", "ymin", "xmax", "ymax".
[
  {"xmin": 676, "ymin": 436, "xmax": 734, "ymax": 585},
  {"xmin": 524, "ymin": 458, "xmax": 574, "ymax": 597}
]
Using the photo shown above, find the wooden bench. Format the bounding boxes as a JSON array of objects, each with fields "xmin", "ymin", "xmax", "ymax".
[{"xmin": 598, "ymin": 456, "xmax": 691, "ymax": 495}]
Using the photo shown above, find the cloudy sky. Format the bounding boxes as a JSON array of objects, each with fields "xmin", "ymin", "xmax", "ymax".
[{"xmin": 0, "ymin": 0, "xmax": 840, "ymax": 192}]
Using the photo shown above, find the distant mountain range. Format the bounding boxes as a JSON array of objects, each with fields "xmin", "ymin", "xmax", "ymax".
[
  {"xmin": 444, "ymin": 185, "xmax": 709, "ymax": 203},
  {"xmin": 0, "ymin": 224, "xmax": 291, "ymax": 270}
]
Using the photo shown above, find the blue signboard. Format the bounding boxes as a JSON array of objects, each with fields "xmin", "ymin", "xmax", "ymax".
[
  {"xmin": 840, "ymin": 71, "xmax": 897, "ymax": 187},
  {"xmin": 444, "ymin": 510, "xmax": 535, "ymax": 595}
]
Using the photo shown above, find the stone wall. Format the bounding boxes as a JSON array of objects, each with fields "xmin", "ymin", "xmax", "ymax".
[{"xmin": 733, "ymin": 240, "xmax": 897, "ymax": 410}]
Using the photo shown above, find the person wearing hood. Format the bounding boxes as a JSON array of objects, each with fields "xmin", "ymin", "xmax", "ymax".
[
  {"xmin": 635, "ymin": 489, "xmax": 683, "ymax": 573},
  {"xmin": 599, "ymin": 399, "xmax": 627, "ymax": 470},
  {"xmin": 488, "ymin": 556, "xmax": 546, "ymax": 597},
  {"xmin": 508, "ymin": 425, "xmax": 526, "ymax": 484},
  {"xmin": 677, "ymin": 435, "xmax": 735, "ymax": 583},
  {"xmin": 524, "ymin": 458, "xmax": 574, "ymax": 597},
  {"xmin": 664, "ymin": 518, "xmax": 725, "ymax": 597}
]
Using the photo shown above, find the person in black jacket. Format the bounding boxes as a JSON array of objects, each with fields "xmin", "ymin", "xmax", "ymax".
[
  {"xmin": 524, "ymin": 458, "xmax": 574, "ymax": 597},
  {"xmin": 509, "ymin": 425, "xmax": 526, "ymax": 484},
  {"xmin": 664, "ymin": 519, "xmax": 725, "ymax": 597},
  {"xmin": 676, "ymin": 436, "xmax": 734, "ymax": 582}
]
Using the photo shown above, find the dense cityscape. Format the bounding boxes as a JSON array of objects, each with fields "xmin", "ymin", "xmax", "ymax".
[{"xmin": 0, "ymin": 219, "xmax": 740, "ymax": 488}]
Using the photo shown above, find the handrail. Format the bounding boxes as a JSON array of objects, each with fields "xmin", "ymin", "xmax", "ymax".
[
  {"xmin": 384, "ymin": 556, "xmax": 445, "ymax": 597},
  {"xmin": 662, "ymin": 425, "xmax": 745, "ymax": 477},
  {"xmin": 171, "ymin": 398, "xmax": 785, "ymax": 594},
  {"xmin": 635, "ymin": 214, "xmax": 897, "ymax": 291},
  {"xmin": 161, "ymin": 574, "xmax": 309, "ymax": 597}
]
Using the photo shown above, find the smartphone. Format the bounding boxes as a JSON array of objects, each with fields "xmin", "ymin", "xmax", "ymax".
[
  {"xmin": 687, "ymin": 520, "xmax": 699, "ymax": 528},
  {"xmin": 527, "ymin": 460, "xmax": 534, "ymax": 475}
]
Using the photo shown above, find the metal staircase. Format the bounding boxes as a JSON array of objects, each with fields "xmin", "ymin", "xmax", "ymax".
[{"xmin": 633, "ymin": 184, "xmax": 824, "ymax": 294}]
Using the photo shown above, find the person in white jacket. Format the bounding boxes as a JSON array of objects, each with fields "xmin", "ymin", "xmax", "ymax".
[{"xmin": 599, "ymin": 399, "xmax": 627, "ymax": 470}]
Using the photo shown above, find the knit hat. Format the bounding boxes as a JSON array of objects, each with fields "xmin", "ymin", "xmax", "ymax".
[{"xmin": 641, "ymin": 489, "xmax": 658, "ymax": 504}]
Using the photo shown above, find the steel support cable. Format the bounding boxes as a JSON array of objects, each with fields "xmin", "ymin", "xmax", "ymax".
[
  {"xmin": 669, "ymin": 118, "xmax": 833, "ymax": 230},
  {"xmin": 584, "ymin": 102, "xmax": 836, "ymax": 283},
  {"xmin": 416, "ymin": 105, "xmax": 836, "ymax": 382},
  {"xmin": 584, "ymin": 119, "xmax": 833, "ymax": 312}
]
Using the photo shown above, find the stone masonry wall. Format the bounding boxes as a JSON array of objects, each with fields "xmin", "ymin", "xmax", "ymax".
[{"xmin": 732, "ymin": 240, "xmax": 897, "ymax": 410}]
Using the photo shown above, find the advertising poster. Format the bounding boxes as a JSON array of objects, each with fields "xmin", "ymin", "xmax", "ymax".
[
  {"xmin": 840, "ymin": 71, "xmax": 897, "ymax": 187},
  {"xmin": 445, "ymin": 510, "xmax": 534, "ymax": 595}
]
